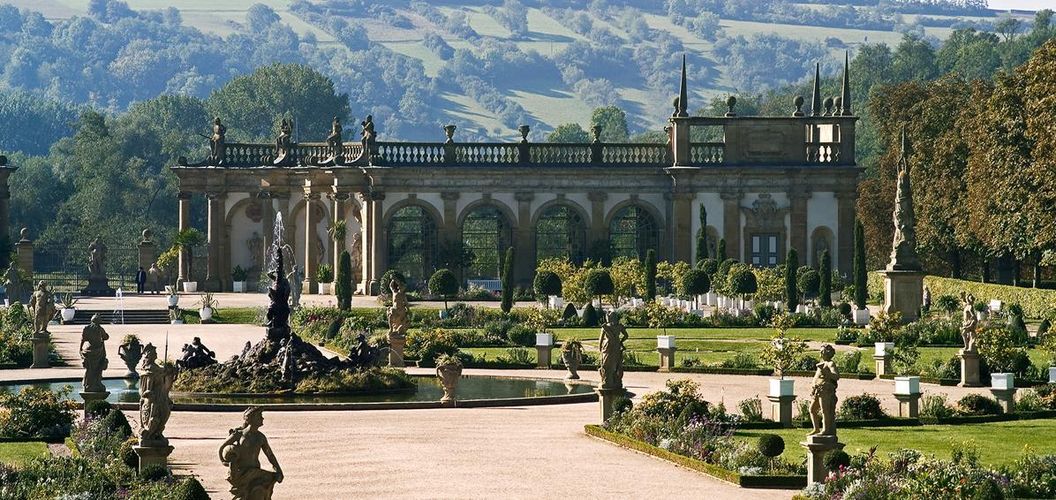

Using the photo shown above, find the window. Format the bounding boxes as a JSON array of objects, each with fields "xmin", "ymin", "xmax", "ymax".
[
  {"xmin": 387, "ymin": 206, "xmax": 437, "ymax": 282},
  {"xmin": 536, "ymin": 205, "xmax": 586, "ymax": 264},
  {"xmin": 462, "ymin": 205, "xmax": 512, "ymax": 280},
  {"xmin": 609, "ymin": 205, "xmax": 659, "ymax": 260},
  {"xmin": 751, "ymin": 233, "xmax": 779, "ymax": 267}
]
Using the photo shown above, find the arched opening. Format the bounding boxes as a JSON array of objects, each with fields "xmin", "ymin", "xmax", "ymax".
[
  {"xmin": 810, "ymin": 226, "xmax": 835, "ymax": 268},
  {"xmin": 609, "ymin": 205, "xmax": 659, "ymax": 260},
  {"xmin": 535, "ymin": 204, "xmax": 586, "ymax": 265},
  {"xmin": 387, "ymin": 205, "xmax": 438, "ymax": 284},
  {"xmin": 462, "ymin": 205, "xmax": 512, "ymax": 280}
]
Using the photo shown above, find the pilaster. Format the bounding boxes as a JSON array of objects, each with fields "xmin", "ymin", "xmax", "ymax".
[
  {"xmin": 514, "ymin": 191, "xmax": 534, "ymax": 286},
  {"xmin": 788, "ymin": 187, "xmax": 811, "ymax": 262},
  {"xmin": 177, "ymin": 191, "xmax": 192, "ymax": 282},
  {"xmin": 835, "ymin": 190, "xmax": 857, "ymax": 276},
  {"xmin": 720, "ymin": 191, "xmax": 743, "ymax": 262}
]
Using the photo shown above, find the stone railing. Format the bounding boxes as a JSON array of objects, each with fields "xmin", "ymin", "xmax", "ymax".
[
  {"xmin": 805, "ymin": 142, "xmax": 841, "ymax": 164},
  {"xmin": 690, "ymin": 143, "xmax": 724, "ymax": 165},
  {"xmin": 376, "ymin": 143, "xmax": 445, "ymax": 165},
  {"xmin": 602, "ymin": 143, "xmax": 671, "ymax": 166}
]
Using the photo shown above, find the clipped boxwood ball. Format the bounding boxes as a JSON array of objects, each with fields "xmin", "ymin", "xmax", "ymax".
[
  {"xmin": 173, "ymin": 477, "xmax": 211, "ymax": 500},
  {"xmin": 824, "ymin": 450, "xmax": 851, "ymax": 472},
  {"xmin": 139, "ymin": 463, "xmax": 170, "ymax": 482},
  {"xmin": 84, "ymin": 400, "xmax": 112, "ymax": 420},
  {"xmin": 612, "ymin": 396, "xmax": 633, "ymax": 415},
  {"xmin": 756, "ymin": 433, "xmax": 785, "ymax": 458}
]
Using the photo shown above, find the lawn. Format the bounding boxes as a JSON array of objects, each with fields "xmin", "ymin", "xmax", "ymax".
[
  {"xmin": 0, "ymin": 441, "xmax": 49, "ymax": 467},
  {"xmin": 181, "ymin": 307, "xmax": 262, "ymax": 325},
  {"xmin": 550, "ymin": 327, "xmax": 834, "ymax": 342},
  {"xmin": 737, "ymin": 418, "xmax": 1056, "ymax": 466}
]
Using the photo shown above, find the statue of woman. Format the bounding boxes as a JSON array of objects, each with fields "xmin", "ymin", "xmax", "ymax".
[
  {"xmin": 961, "ymin": 291, "xmax": 978, "ymax": 352},
  {"xmin": 80, "ymin": 314, "xmax": 109, "ymax": 393},
  {"xmin": 808, "ymin": 344, "xmax": 840, "ymax": 437},
  {"xmin": 598, "ymin": 311, "xmax": 628, "ymax": 390},
  {"xmin": 387, "ymin": 280, "xmax": 408, "ymax": 339},
  {"xmin": 139, "ymin": 343, "xmax": 177, "ymax": 447},
  {"xmin": 220, "ymin": 407, "xmax": 284, "ymax": 500},
  {"xmin": 88, "ymin": 238, "xmax": 107, "ymax": 277}
]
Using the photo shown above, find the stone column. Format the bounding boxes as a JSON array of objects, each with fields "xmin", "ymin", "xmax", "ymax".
[
  {"xmin": 720, "ymin": 191, "xmax": 743, "ymax": 261},
  {"xmin": 331, "ymin": 192, "xmax": 350, "ymax": 272},
  {"xmin": 205, "ymin": 193, "xmax": 224, "ymax": 292},
  {"xmin": 15, "ymin": 228, "xmax": 32, "ymax": 277},
  {"xmin": 361, "ymin": 191, "xmax": 385, "ymax": 295},
  {"xmin": 670, "ymin": 191, "xmax": 693, "ymax": 263},
  {"xmin": 588, "ymin": 191, "xmax": 608, "ymax": 254},
  {"xmin": 767, "ymin": 395, "xmax": 796, "ymax": 427},
  {"xmin": 177, "ymin": 192, "xmax": 191, "ymax": 283},
  {"xmin": 788, "ymin": 188, "xmax": 810, "ymax": 260},
  {"xmin": 835, "ymin": 190, "xmax": 856, "ymax": 276},
  {"xmin": 802, "ymin": 435, "xmax": 844, "ymax": 485},
  {"xmin": 303, "ymin": 192, "xmax": 321, "ymax": 295},
  {"xmin": 514, "ymin": 191, "xmax": 534, "ymax": 287},
  {"xmin": 259, "ymin": 192, "xmax": 274, "ymax": 271}
]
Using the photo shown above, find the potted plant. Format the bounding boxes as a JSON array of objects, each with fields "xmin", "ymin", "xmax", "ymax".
[
  {"xmin": 316, "ymin": 264, "xmax": 334, "ymax": 295},
  {"xmin": 561, "ymin": 338, "xmax": 583, "ymax": 380},
  {"xmin": 169, "ymin": 307, "xmax": 184, "ymax": 325},
  {"xmin": 173, "ymin": 228, "xmax": 205, "ymax": 292},
  {"xmin": 198, "ymin": 292, "xmax": 218, "ymax": 322},
  {"xmin": 435, "ymin": 353, "xmax": 463, "ymax": 404},
  {"xmin": 232, "ymin": 265, "xmax": 248, "ymax": 293},
  {"xmin": 165, "ymin": 285, "xmax": 179, "ymax": 307},
  {"xmin": 760, "ymin": 313, "xmax": 807, "ymax": 398},
  {"xmin": 59, "ymin": 292, "xmax": 78, "ymax": 323},
  {"xmin": 118, "ymin": 334, "xmax": 143, "ymax": 379},
  {"xmin": 974, "ymin": 301, "xmax": 989, "ymax": 321}
]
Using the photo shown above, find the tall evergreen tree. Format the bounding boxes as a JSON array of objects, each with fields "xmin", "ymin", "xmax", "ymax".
[
  {"xmin": 336, "ymin": 250, "xmax": 352, "ymax": 310},
  {"xmin": 695, "ymin": 204, "xmax": 708, "ymax": 265},
  {"xmin": 785, "ymin": 248, "xmax": 799, "ymax": 312},
  {"xmin": 644, "ymin": 249, "xmax": 657, "ymax": 300},
  {"xmin": 500, "ymin": 246, "xmax": 515, "ymax": 314},
  {"xmin": 854, "ymin": 221, "xmax": 867, "ymax": 310},
  {"xmin": 819, "ymin": 249, "xmax": 833, "ymax": 308},
  {"xmin": 717, "ymin": 238, "xmax": 727, "ymax": 262}
]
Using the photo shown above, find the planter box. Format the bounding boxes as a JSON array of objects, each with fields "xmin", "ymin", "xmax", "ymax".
[
  {"xmin": 1050, "ymin": 367, "xmax": 1056, "ymax": 384},
  {"xmin": 769, "ymin": 378, "xmax": 794, "ymax": 397},
  {"xmin": 874, "ymin": 342, "xmax": 895, "ymax": 357},
  {"xmin": 199, "ymin": 307, "xmax": 213, "ymax": 322},
  {"xmin": 548, "ymin": 296, "xmax": 564, "ymax": 309},
  {"xmin": 894, "ymin": 376, "xmax": 920, "ymax": 395},
  {"xmin": 61, "ymin": 308, "xmax": 76, "ymax": 322},
  {"xmin": 853, "ymin": 308, "xmax": 870, "ymax": 326},
  {"xmin": 536, "ymin": 333, "xmax": 554, "ymax": 347},
  {"xmin": 989, "ymin": 299, "xmax": 1003, "ymax": 312},
  {"xmin": 232, "ymin": 281, "xmax": 247, "ymax": 293},
  {"xmin": 991, "ymin": 373, "xmax": 1014, "ymax": 390},
  {"xmin": 182, "ymin": 281, "xmax": 198, "ymax": 293},
  {"xmin": 318, "ymin": 283, "xmax": 332, "ymax": 294},
  {"xmin": 657, "ymin": 335, "xmax": 676, "ymax": 349}
]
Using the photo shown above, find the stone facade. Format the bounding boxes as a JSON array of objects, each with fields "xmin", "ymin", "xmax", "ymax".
[{"xmin": 171, "ymin": 61, "xmax": 860, "ymax": 294}]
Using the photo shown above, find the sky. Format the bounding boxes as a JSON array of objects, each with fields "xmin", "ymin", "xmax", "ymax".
[{"xmin": 988, "ymin": 0, "xmax": 1054, "ymax": 10}]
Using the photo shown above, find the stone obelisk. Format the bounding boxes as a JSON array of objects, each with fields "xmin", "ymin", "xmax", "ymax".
[{"xmin": 882, "ymin": 127, "xmax": 924, "ymax": 322}]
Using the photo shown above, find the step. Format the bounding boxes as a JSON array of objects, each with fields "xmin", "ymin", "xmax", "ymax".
[{"xmin": 64, "ymin": 309, "xmax": 171, "ymax": 325}]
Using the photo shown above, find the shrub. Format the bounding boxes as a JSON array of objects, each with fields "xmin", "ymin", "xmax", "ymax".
[
  {"xmin": 316, "ymin": 263, "xmax": 333, "ymax": 283},
  {"xmin": 824, "ymin": 450, "xmax": 851, "ymax": 472},
  {"xmin": 644, "ymin": 249, "xmax": 657, "ymax": 299},
  {"xmin": 818, "ymin": 249, "xmax": 833, "ymax": 307},
  {"xmin": 835, "ymin": 350, "xmax": 862, "ymax": 374},
  {"xmin": 500, "ymin": 247, "xmax": 515, "ymax": 314},
  {"xmin": 507, "ymin": 325, "xmax": 535, "ymax": 347},
  {"xmin": 720, "ymin": 352, "xmax": 759, "ymax": 369},
  {"xmin": 428, "ymin": 268, "xmax": 459, "ymax": 311},
  {"xmin": 612, "ymin": 396, "xmax": 633, "ymax": 415},
  {"xmin": 0, "ymin": 386, "xmax": 75, "ymax": 439},
  {"xmin": 978, "ymin": 324, "xmax": 1031, "ymax": 375},
  {"xmin": 380, "ymin": 269, "xmax": 405, "ymax": 295},
  {"xmin": 753, "ymin": 303, "xmax": 777, "ymax": 325},
  {"xmin": 698, "ymin": 258, "xmax": 719, "ymax": 276},
  {"xmin": 678, "ymin": 269, "xmax": 710, "ymax": 297},
  {"xmin": 935, "ymin": 294, "xmax": 960, "ymax": 315},
  {"xmin": 140, "ymin": 463, "xmax": 169, "ymax": 481},
  {"xmin": 729, "ymin": 267, "xmax": 758, "ymax": 297},
  {"xmin": 785, "ymin": 249, "xmax": 799, "ymax": 311},
  {"xmin": 533, "ymin": 270, "xmax": 562, "ymax": 301},
  {"xmin": 336, "ymin": 251, "xmax": 353, "ymax": 310},
  {"xmin": 84, "ymin": 400, "xmax": 113, "ymax": 420},
  {"xmin": 100, "ymin": 409, "xmax": 132, "ymax": 439},
  {"xmin": 738, "ymin": 397, "xmax": 763, "ymax": 422},
  {"xmin": 1039, "ymin": 318, "xmax": 1051, "ymax": 336},
  {"xmin": 581, "ymin": 302, "xmax": 600, "ymax": 327},
  {"xmin": 835, "ymin": 325, "xmax": 859, "ymax": 343},
  {"xmin": 561, "ymin": 302, "xmax": 578, "ymax": 321},
  {"xmin": 119, "ymin": 436, "xmax": 139, "ymax": 469},
  {"xmin": 853, "ymin": 221, "xmax": 866, "ymax": 309},
  {"xmin": 838, "ymin": 302, "xmax": 852, "ymax": 318},
  {"xmin": 839, "ymin": 394, "xmax": 886, "ymax": 420},
  {"xmin": 172, "ymin": 477, "xmax": 211, "ymax": 500},
  {"xmin": 956, "ymin": 393, "xmax": 1003, "ymax": 416},
  {"xmin": 584, "ymin": 269, "xmax": 615, "ymax": 302},
  {"xmin": 919, "ymin": 394, "xmax": 956, "ymax": 418},
  {"xmin": 405, "ymin": 328, "xmax": 460, "ymax": 367},
  {"xmin": 797, "ymin": 267, "xmax": 820, "ymax": 300},
  {"xmin": 496, "ymin": 347, "xmax": 532, "ymax": 365}
]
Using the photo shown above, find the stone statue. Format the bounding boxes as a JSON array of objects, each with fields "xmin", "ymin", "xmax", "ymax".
[
  {"xmin": 808, "ymin": 344, "xmax": 839, "ymax": 437},
  {"xmin": 220, "ymin": 407, "xmax": 284, "ymax": 500},
  {"xmin": 922, "ymin": 285, "xmax": 931, "ymax": 314},
  {"xmin": 88, "ymin": 238, "xmax": 108, "ymax": 278},
  {"xmin": 598, "ymin": 311, "xmax": 628, "ymax": 390},
  {"xmin": 274, "ymin": 119, "xmax": 293, "ymax": 165},
  {"xmin": 247, "ymin": 232, "xmax": 264, "ymax": 271},
  {"xmin": 29, "ymin": 281, "xmax": 55, "ymax": 336},
  {"xmin": 361, "ymin": 115, "xmax": 375, "ymax": 146},
  {"xmin": 387, "ymin": 280, "xmax": 409, "ymax": 339},
  {"xmin": 176, "ymin": 337, "xmax": 218, "ymax": 370},
  {"xmin": 960, "ymin": 291, "xmax": 978, "ymax": 352},
  {"xmin": 351, "ymin": 232, "xmax": 362, "ymax": 283},
  {"xmin": 286, "ymin": 264, "xmax": 303, "ymax": 310},
  {"xmin": 4, "ymin": 262, "xmax": 23, "ymax": 303},
  {"xmin": 148, "ymin": 263, "xmax": 161, "ymax": 294},
  {"xmin": 211, "ymin": 117, "xmax": 226, "ymax": 163},
  {"xmin": 139, "ymin": 343, "xmax": 177, "ymax": 448},
  {"xmin": 80, "ymin": 314, "xmax": 110, "ymax": 393},
  {"xmin": 887, "ymin": 128, "xmax": 921, "ymax": 271},
  {"xmin": 265, "ymin": 249, "xmax": 292, "ymax": 339},
  {"xmin": 326, "ymin": 116, "xmax": 342, "ymax": 164}
]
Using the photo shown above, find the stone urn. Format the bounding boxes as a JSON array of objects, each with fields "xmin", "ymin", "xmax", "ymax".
[
  {"xmin": 118, "ymin": 336, "xmax": 143, "ymax": 379},
  {"xmin": 561, "ymin": 342, "xmax": 583, "ymax": 380},
  {"xmin": 435, "ymin": 354, "xmax": 463, "ymax": 405}
]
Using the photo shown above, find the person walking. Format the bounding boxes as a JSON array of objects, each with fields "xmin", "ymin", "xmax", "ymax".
[{"xmin": 136, "ymin": 266, "xmax": 147, "ymax": 294}]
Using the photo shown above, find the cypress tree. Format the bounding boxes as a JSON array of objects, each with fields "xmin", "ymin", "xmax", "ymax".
[
  {"xmin": 500, "ymin": 246, "xmax": 515, "ymax": 314},
  {"xmin": 695, "ymin": 204, "xmax": 708, "ymax": 264},
  {"xmin": 819, "ymin": 249, "xmax": 832, "ymax": 308},
  {"xmin": 717, "ymin": 238, "xmax": 727, "ymax": 262},
  {"xmin": 785, "ymin": 248, "xmax": 799, "ymax": 312},
  {"xmin": 336, "ymin": 250, "xmax": 352, "ymax": 310},
  {"xmin": 854, "ymin": 221, "xmax": 867, "ymax": 310},
  {"xmin": 644, "ymin": 249, "xmax": 657, "ymax": 300}
]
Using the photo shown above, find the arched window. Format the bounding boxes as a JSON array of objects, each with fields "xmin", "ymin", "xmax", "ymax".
[
  {"xmin": 387, "ymin": 205, "xmax": 438, "ymax": 282},
  {"xmin": 462, "ymin": 205, "xmax": 512, "ymax": 279},
  {"xmin": 536, "ymin": 205, "xmax": 586, "ymax": 264},
  {"xmin": 609, "ymin": 205, "xmax": 659, "ymax": 260}
]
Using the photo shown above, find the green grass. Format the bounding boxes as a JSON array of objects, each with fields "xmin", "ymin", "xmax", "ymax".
[
  {"xmin": 551, "ymin": 327, "xmax": 833, "ymax": 342},
  {"xmin": 0, "ymin": 441, "xmax": 49, "ymax": 467},
  {"xmin": 180, "ymin": 307, "xmax": 261, "ymax": 325},
  {"xmin": 737, "ymin": 419, "xmax": 1056, "ymax": 466}
]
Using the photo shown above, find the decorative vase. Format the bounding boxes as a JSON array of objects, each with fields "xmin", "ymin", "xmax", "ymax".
[
  {"xmin": 199, "ymin": 307, "xmax": 213, "ymax": 322},
  {"xmin": 436, "ymin": 362, "xmax": 463, "ymax": 404},
  {"xmin": 120, "ymin": 340, "xmax": 143, "ymax": 379},
  {"xmin": 769, "ymin": 378, "xmax": 795, "ymax": 397},
  {"xmin": 61, "ymin": 308, "xmax": 76, "ymax": 323},
  {"xmin": 167, "ymin": 294, "xmax": 179, "ymax": 307},
  {"xmin": 561, "ymin": 348, "xmax": 581, "ymax": 380}
]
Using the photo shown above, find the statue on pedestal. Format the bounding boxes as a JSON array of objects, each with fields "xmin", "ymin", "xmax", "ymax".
[
  {"xmin": 808, "ymin": 344, "xmax": 839, "ymax": 437},
  {"xmin": 88, "ymin": 238, "xmax": 108, "ymax": 278},
  {"xmin": 220, "ymin": 407, "xmax": 284, "ymax": 500},
  {"xmin": 29, "ymin": 281, "xmax": 55, "ymax": 336},
  {"xmin": 325, "ymin": 117, "xmax": 343, "ymax": 165},
  {"xmin": 960, "ymin": 291, "xmax": 978, "ymax": 352},
  {"xmin": 273, "ymin": 119, "xmax": 293, "ymax": 165},
  {"xmin": 598, "ymin": 311, "xmax": 628, "ymax": 390},
  {"xmin": 387, "ymin": 280, "xmax": 409, "ymax": 338},
  {"xmin": 80, "ymin": 314, "xmax": 109, "ymax": 393},
  {"xmin": 139, "ymin": 343, "xmax": 177, "ymax": 448},
  {"xmin": 4, "ymin": 262, "xmax": 24, "ymax": 303},
  {"xmin": 286, "ymin": 264, "xmax": 303, "ymax": 310},
  {"xmin": 210, "ymin": 117, "xmax": 226, "ymax": 163}
]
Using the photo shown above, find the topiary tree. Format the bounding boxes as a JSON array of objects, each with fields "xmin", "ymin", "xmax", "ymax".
[
  {"xmin": 533, "ymin": 270, "xmax": 562, "ymax": 307},
  {"xmin": 756, "ymin": 433, "xmax": 785, "ymax": 459},
  {"xmin": 797, "ymin": 267, "xmax": 821, "ymax": 302},
  {"xmin": 581, "ymin": 302, "xmax": 600, "ymax": 327},
  {"xmin": 428, "ymin": 268, "xmax": 459, "ymax": 313},
  {"xmin": 562, "ymin": 302, "xmax": 578, "ymax": 321},
  {"xmin": 729, "ymin": 267, "xmax": 758, "ymax": 308},
  {"xmin": 697, "ymin": 257, "xmax": 718, "ymax": 275},
  {"xmin": 678, "ymin": 269, "xmax": 710, "ymax": 299},
  {"xmin": 584, "ymin": 269, "xmax": 615, "ymax": 306},
  {"xmin": 644, "ymin": 249, "xmax": 657, "ymax": 300},
  {"xmin": 381, "ymin": 269, "xmax": 406, "ymax": 296},
  {"xmin": 818, "ymin": 249, "xmax": 833, "ymax": 308},
  {"xmin": 785, "ymin": 248, "xmax": 799, "ymax": 312},
  {"xmin": 717, "ymin": 238, "xmax": 727, "ymax": 262},
  {"xmin": 853, "ymin": 220, "xmax": 867, "ymax": 310},
  {"xmin": 336, "ymin": 250, "xmax": 352, "ymax": 311},
  {"xmin": 824, "ymin": 450, "xmax": 851, "ymax": 472},
  {"xmin": 500, "ymin": 246, "xmax": 515, "ymax": 314},
  {"xmin": 695, "ymin": 204, "xmax": 708, "ymax": 265}
]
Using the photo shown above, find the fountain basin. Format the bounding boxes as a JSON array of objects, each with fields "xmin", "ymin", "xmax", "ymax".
[{"xmin": 0, "ymin": 375, "xmax": 597, "ymax": 411}]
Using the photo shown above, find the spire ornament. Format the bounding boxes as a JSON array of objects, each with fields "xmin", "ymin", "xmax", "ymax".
[
  {"xmin": 676, "ymin": 54, "xmax": 689, "ymax": 118},
  {"xmin": 887, "ymin": 126, "xmax": 920, "ymax": 272},
  {"xmin": 841, "ymin": 50, "xmax": 853, "ymax": 116},
  {"xmin": 810, "ymin": 63, "xmax": 822, "ymax": 117}
]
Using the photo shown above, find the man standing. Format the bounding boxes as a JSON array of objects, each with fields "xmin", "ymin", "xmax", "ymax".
[{"xmin": 136, "ymin": 266, "xmax": 147, "ymax": 294}]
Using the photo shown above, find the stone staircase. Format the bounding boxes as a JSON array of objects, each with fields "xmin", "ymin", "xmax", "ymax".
[{"xmin": 64, "ymin": 309, "xmax": 171, "ymax": 325}]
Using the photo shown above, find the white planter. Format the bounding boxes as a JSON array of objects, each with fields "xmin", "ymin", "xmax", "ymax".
[
  {"xmin": 853, "ymin": 308, "xmax": 871, "ymax": 326},
  {"xmin": 795, "ymin": 304, "xmax": 808, "ymax": 314},
  {"xmin": 170, "ymin": 319, "xmax": 183, "ymax": 325},
  {"xmin": 199, "ymin": 307, "xmax": 213, "ymax": 322},
  {"xmin": 991, "ymin": 373, "xmax": 1014, "ymax": 390},
  {"xmin": 657, "ymin": 335, "xmax": 676, "ymax": 349},
  {"xmin": 232, "ymin": 281, "xmax": 247, "ymax": 293},
  {"xmin": 61, "ymin": 308, "xmax": 76, "ymax": 322},
  {"xmin": 182, "ymin": 281, "xmax": 198, "ymax": 293},
  {"xmin": 874, "ymin": 342, "xmax": 895, "ymax": 357},
  {"xmin": 536, "ymin": 333, "xmax": 554, "ymax": 347},
  {"xmin": 976, "ymin": 311, "xmax": 987, "ymax": 321},
  {"xmin": 705, "ymin": 292, "xmax": 715, "ymax": 306},
  {"xmin": 894, "ymin": 376, "xmax": 920, "ymax": 396},
  {"xmin": 1049, "ymin": 367, "xmax": 1056, "ymax": 384},
  {"xmin": 548, "ymin": 296, "xmax": 564, "ymax": 309},
  {"xmin": 769, "ymin": 378, "xmax": 795, "ymax": 397},
  {"xmin": 167, "ymin": 294, "xmax": 179, "ymax": 307},
  {"xmin": 989, "ymin": 299, "xmax": 1003, "ymax": 312},
  {"xmin": 318, "ymin": 283, "xmax": 332, "ymax": 294}
]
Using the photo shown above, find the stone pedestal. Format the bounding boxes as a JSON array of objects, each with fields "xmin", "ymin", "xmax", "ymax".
[
  {"xmin": 883, "ymin": 269, "xmax": 923, "ymax": 322},
  {"xmin": 894, "ymin": 393, "xmax": 922, "ymax": 418},
  {"xmin": 990, "ymin": 388, "xmax": 1017, "ymax": 414},
  {"xmin": 802, "ymin": 434, "xmax": 845, "ymax": 485},
  {"xmin": 133, "ymin": 444, "xmax": 173, "ymax": 472},
  {"xmin": 388, "ymin": 337, "xmax": 406, "ymax": 368},
  {"xmin": 657, "ymin": 347, "xmax": 676, "ymax": 372},
  {"xmin": 79, "ymin": 391, "xmax": 110, "ymax": 412},
  {"xmin": 31, "ymin": 334, "xmax": 50, "ymax": 368},
  {"xmin": 874, "ymin": 354, "xmax": 892, "ymax": 376},
  {"xmin": 536, "ymin": 346, "xmax": 552, "ymax": 368},
  {"xmin": 767, "ymin": 395, "xmax": 796, "ymax": 427},
  {"xmin": 958, "ymin": 350, "xmax": 981, "ymax": 387},
  {"xmin": 596, "ymin": 387, "xmax": 626, "ymax": 424},
  {"xmin": 81, "ymin": 276, "xmax": 115, "ymax": 297}
]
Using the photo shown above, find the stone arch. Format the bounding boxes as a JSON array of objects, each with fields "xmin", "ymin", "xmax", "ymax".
[
  {"xmin": 532, "ymin": 198, "xmax": 590, "ymax": 265},
  {"xmin": 224, "ymin": 195, "xmax": 269, "ymax": 282},
  {"xmin": 459, "ymin": 198, "xmax": 516, "ymax": 280},
  {"xmin": 810, "ymin": 226, "xmax": 835, "ymax": 268},
  {"xmin": 382, "ymin": 199, "xmax": 443, "ymax": 284},
  {"xmin": 289, "ymin": 196, "xmax": 331, "ymax": 272},
  {"xmin": 605, "ymin": 199, "xmax": 664, "ymax": 261}
]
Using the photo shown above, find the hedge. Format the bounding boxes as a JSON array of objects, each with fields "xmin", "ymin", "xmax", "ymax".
[{"xmin": 868, "ymin": 273, "xmax": 1056, "ymax": 319}]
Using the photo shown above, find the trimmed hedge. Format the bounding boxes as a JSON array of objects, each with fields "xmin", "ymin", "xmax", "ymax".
[{"xmin": 868, "ymin": 273, "xmax": 1056, "ymax": 319}]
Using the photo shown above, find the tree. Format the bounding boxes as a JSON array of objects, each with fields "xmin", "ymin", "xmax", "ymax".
[
  {"xmin": 677, "ymin": 269, "xmax": 710, "ymax": 298},
  {"xmin": 853, "ymin": 221, "xmax": 867, "ymax": 310},
  {"xmin": 500, "ymin": 246, "xmax": 514, "ymax": 314},
  {"xmin": 429, "ymin": 268, "xmax": 459, "ymax": 313},
  {"xmin": 644, "ymin": 249, "xmax": 657, "ymax": 301},
  {"xmin": 583, "ymin": 269, "xmax": 614, "ymax": 305},
  {"xmin": 818, "ymin": 249, "xmax": 833, "ymax": 308},
  {"xmin": 336, "ymin": 250, "xmax": 352, "ymax": 310},
  {"xmin": 173, "ymin": 228, "xmax": 205, "ymax": 282},
  {"xmin": 797, "ymin": 267, "xmax": 820, "ymax": 302},
  {"xmin": 784, "ymin": 248, "xmax": 799, "ymax": 312},
  {"xmin": 246, "ymin": 4, "xmax": 281, "ymax": 33},
  {"xmin": 589, "ymin": 106, "xmax": 628, "ymax": 142},
  {"xmin": 695, "ymin": 204, "xmax": 708, "ymax": 264},
  {"xmin": 533, "ymin": 270, "xmax": 562, "ymax": 306},
  {"xmin": 717, "ymin": 238, "xmax": 727, "ymax": 262},
  {"xmin": 728, "ymin": 267, "xmax": 758, "ymax": 309},
  {"xmin": 891, "ymin": 34, "xmax": 938, "ymax": 82},
  {"xmin": 546, "ymin": 123, "xmax": 590, "ymax": 143}
]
